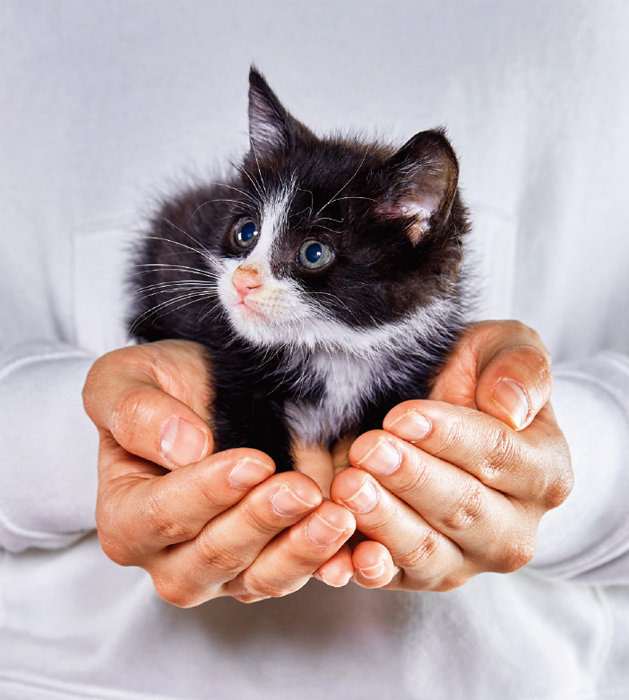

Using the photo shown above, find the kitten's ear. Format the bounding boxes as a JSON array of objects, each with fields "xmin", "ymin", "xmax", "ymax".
[
  {"xmin": 248, "ymin": 67, "xmax": 315, "ymax": 157},
  {"xmin": 379, "ymin": 129, "xmax": 459, "ymax": 245}
]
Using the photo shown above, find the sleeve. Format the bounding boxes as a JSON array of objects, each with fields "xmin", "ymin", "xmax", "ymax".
[
  {"xmin": 0, "ymin": 342, "xmax": 99, "ymax": 553},
  {"xmin": 530, "ymin": 352, "xmax": 629, "ymax": 584}
]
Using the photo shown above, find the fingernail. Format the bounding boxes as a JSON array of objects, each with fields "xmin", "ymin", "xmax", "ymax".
[
  {"xmin": 318, "ymin": 562, "xmax": 353, "ymax": 588},
  {"xmin": 492, "ymin": 378, "xmax": 530, "ymax": 430},
  {"xmin": 271, "ymin": 485, "xmax": 319, "ymax": 517},
  {"xmin": 160, "ymin": 417, "xmax": 209, "ymax": 466},
  {"xmin": 306, "ymin": 513, "xmax": 346, "ymax": 547},
  {"xmin": 357, "ymin": 438, "xmax": 401, "ymax": 475},
  {"xmin": 340, "ymin": 479, "xmax": 378, "ymax": 513},
  {"xmin": 228, "ymin": 458, "xmax": 273, "ymax": 489},
  {"xmin": 388, "ymin": 411, "xmax": 432, "ymax": 443},
  {"xmin": 357, "ymin": 560, "xmax": 386, "ymax": 580}
]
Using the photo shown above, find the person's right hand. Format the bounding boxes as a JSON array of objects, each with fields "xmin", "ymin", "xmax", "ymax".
[{"xmin": 82, "ymin": 340, "xmax": 355, "ymax": 606}]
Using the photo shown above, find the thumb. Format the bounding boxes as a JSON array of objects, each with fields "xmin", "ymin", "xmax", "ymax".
[
  {"xmin": 83, "ymin": 348, "xmax": 214, "ymax": 471},
  {"xmin": 475, "ymin": 336, "xmax": 553, "ymax": 431}
]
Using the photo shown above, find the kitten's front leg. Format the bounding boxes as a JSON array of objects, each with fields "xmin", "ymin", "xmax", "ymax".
[{"xmin": 210, "ymin": 385, "xmax": 295, "ymax": 472}]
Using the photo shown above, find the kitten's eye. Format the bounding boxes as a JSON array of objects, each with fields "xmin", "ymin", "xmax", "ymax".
[
  {"xmin": 297, "ymin": 239, "xmax": 334, "ymax": 270},
  {"xmin": 235, "ymin": 220, "xmax": 259, "ymax": 248}
]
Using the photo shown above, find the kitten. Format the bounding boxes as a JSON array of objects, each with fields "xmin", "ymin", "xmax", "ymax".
[{"xmin": 130, "ymin": 68, "xmax": 470, "ymax": 472}]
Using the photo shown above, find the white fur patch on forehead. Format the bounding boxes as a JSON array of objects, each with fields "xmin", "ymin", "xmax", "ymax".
[{"xmin": 244, "ymin": 180, "xmax": 295, "ymax": 266}]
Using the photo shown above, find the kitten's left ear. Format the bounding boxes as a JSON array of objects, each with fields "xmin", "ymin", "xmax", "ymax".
[
  {"xmin": 379, "ymin": 129, "xmax": 459, "ymax": 245},
  {"xmin": 248, "ymin": 67, "xmax": 314, "ymax": 157}
]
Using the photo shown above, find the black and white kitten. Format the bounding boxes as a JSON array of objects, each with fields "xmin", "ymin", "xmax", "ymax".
[{"xmin": 130, "ymin": 68, "xmax": 469, "ymax": 471}]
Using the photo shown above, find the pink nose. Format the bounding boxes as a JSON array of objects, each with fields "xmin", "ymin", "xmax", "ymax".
[{"xmin": 232, "ymin": 269, "xmax": 262, "ymax": 298}]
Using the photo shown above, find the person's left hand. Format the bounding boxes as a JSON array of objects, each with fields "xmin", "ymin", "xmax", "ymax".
[{"xmin": 324, "ymin": 321, "xmax": 573, "ymax": 590}]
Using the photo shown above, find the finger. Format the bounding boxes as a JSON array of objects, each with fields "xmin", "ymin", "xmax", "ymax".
[
  {"xmin": 350, "ymin": 540, "xmax": 398, "ymax": 589},
  {"xmin": 382, "ymin": 400, "xmax": 569, "ymax": 506},
  {"xmin": 84, "ymin": 351, "xmax": 213, "ymax": 470},
  {"xmin": 348, "ymin": 430, "xmax": 537, "ymax": 571},
  {"xmin": 330, "ymin": 468, "xmax": 465, "ymax": 590},
  {"xmin": 315, "ymin": 544, "xmax": 354, "ymax": 588},
  {"xmin": 432, "ymin": 321, "xmax": 552, "ymax": 430},
  {"xmin": 225, "ymin": 502, "xmax": 355, "ymax": 600},
  {"xmin": 153, "ymin": 472, "xmax": 323, "ymax": 606},
  {"xmin": 96, "ymin": 447, "xmax": 276, "ymax": 565},
  {"xmin": 476, "ymin": 343, "xmax": 552, "ymax": 431}
]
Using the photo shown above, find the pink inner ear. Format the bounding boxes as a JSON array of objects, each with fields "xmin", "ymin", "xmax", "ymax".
[{"xmin": 375, "ymin": 198, "xmax": 433, "ymax": 244}]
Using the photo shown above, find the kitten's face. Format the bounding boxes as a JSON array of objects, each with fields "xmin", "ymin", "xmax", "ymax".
[
  {"xmin": 209, "ymin": 70, "xmax": 465, "ymax": 352},
  {"xmin": 214, "ymin": 155, "xmax": 437, "ymax": 351}
]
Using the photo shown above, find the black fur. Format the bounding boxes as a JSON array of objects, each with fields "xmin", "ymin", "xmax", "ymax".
[{"xmin": 129, "ymin": 68, "xmax": 470, "ymax": 471}]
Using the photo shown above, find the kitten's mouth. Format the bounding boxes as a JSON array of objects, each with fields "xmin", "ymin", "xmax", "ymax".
[{"xmin": 234, "ymin": 298, "xmax": 264, "ymax": 319}]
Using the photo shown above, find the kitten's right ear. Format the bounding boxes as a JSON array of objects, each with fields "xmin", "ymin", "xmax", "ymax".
[
  {"xmin": 378, "ymin": 129, "xmax": 459, "ymax": 244},
  {"xmin": 248, "ymin": 67, "xmax": 314, "ymax": 157}
]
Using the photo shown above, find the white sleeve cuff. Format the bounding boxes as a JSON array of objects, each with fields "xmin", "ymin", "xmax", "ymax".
[
  {"xmin": 0, "ymin": 343, "xmax": 98, "ymax": 552},
  {"xmin": 530, "ymin": 352, "xmax": 629, "ymax": 584}
]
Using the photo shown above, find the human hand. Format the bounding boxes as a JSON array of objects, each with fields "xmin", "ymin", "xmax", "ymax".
[
  {"xmin": 330, "ymin": 321, "xmax": 573, "ymax": 590},
  {"xmin": 83, "ymin": 340, "xmax": 355, "ymax": 606}
]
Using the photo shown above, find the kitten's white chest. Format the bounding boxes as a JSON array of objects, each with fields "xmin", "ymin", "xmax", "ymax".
[{"xmin": 285, "ymin": 351, "xmax": 375, "ymax": 446}]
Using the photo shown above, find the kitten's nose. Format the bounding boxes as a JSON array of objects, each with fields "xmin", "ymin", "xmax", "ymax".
[{"xmin": 232, "ymin": 266, "xmax": 262, "ymax": 298}]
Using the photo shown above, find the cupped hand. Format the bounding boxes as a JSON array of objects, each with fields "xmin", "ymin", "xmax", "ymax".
[
  {"xmin": 330, "ymin": 321, "xmax": 573, "ymax": 590},
  {"xmin": 83, "ymin": 340, "xmax": 355, "ymax": 606}
]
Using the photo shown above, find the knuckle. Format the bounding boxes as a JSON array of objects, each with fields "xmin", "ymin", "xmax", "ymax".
[
  {"xmin": 152, "ymin": 578, "xmax": 197, "ymax": 608},
  {"xmin": 95, "ymin": 498, "xmax": 136, "ymax": 566},
  {"xmin": 493, "ymin": 321, "xmax": 551, "ymax": 366},
  {"xmin": 111, "ymin": 387, "xmax": 149, "ymax": 447},
  {"xmin": 525, "ymin": 327, "xmax": 551, "ymax": 364},
  {"xmin": 396, "ymin": 454, "xmax": 432, "ymax": 498},
  {"xmin": 504, "ymin": 320, "xmax": 546, "ymax": 353},
  {"xmin": 233, "ymin": 593, "xmax": 271, "ymax": 604},
  {"xmin": 434, "ymin": 415, "xmax": 464, "ymax": 458},
  {"xmin": 97, "ymin": 532, "xmax": 135, "ymax": 567},
  {"xmin": 505, "ymin": 319, "xmax": 528, "ymax": 335},
  {"xmin": 82, "ymin": 353, "xmax": 120, "ymax": 419},
  {"xmin": 243, "ymin": 499, "xmax": 284, "ymax": 537},
  {"xmin": 194, "ymin": 534, "xmax": 247, "ymax": 577},
  {"xmin": 142, "ymin": 491, "xmax": 190, "ymax": 543},
  {"xmin": 191, "ymin": 471, "xmax": 232, "ymax": 512},
  {"xmin": 286, "ymin": 541, "xmax": 321, "ymax": 569},
  {"xmin": 442, "ymin": 483, "xmax": 485, "ymax": 531},
  {"xmin": 398, "ymin": 529, "xmax": 441, "ymax": 570},
  {"xmin": 494, "ymin": 537, "xmax": 536, "ymax": 573},
  {"xmin": 543, "ymin": 462, "xmax": 574, "ymax": 509},
  {"xmin": 242, "ymin": 571, "xmax": 295, "ymax": 599},
  {"xmin": 483, "ymin": 428, "xmax": 521, "ymax": 480},
  {"xmin": 432, "ymin": 573, "xmax": 469, "ymax": 592},
  {"xmin": 81, "ymin": 364, "xmax": 100, "ymax": 418}
]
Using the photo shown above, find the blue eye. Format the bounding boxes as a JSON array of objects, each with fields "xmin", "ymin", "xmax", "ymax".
[
  {"xmin": 235, "ymin": 220, "xmax": 259, "ymax": 248},
  {"xmin": 297, "ymin": 240, "xmax": 334, "ymax": 270}
]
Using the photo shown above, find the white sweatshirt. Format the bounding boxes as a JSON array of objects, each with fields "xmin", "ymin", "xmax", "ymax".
[{"xmin": 1, "ymin": 1, "xmax": 628, "ymax": 698}]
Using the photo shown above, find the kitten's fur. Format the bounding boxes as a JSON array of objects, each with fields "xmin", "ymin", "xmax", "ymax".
[{"xmin": 130, "ymin": 68, "xmax": 470, "ymax": 471}]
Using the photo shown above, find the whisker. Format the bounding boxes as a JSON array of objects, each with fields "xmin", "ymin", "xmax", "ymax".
[
  {"xmin": 133, "ymin": 280, "xmax": 218, "ymax": 297},
  {"xmin": 308, "ymin": 290, "xmax": 362, "ymax": 322},
  {"xmin": 161, "ymin": 218, "xmax": 215, "ymax": 260},
  {"xmin": 149, "ymin": 234, "xmax": 202, "ymax": 256},
  {"xmin": 130, "ymin": 290, "xmax": 212, "ymax": 333},
  {"xmin": 326, "ymin": 195, "xmax": 376, "ymax": 205},
  {"xmin": 238, "ymin": 165, "xmax": 266, "ymax": 202},
  {"xmin": 312, "ymin": 223, "xmax": 341, "ymax": 234},
  {"xmin": 297, "ymin": 187, "xmax": 314, "ymax": 212},
  {"xmin": 215, "ymin": 181, "xmax": 259, "ymax": 206},
  {"xmin": 249, "ymin": 142, "xmax": 268, "ymax": 196},
  {"xmin": 315, "ymin": 215, "xmax": 344, "ymax": 224},
  {"xmin": 189, "ymin": 197, "xmax": 246, "ymax": 219},
  {"xmin": 316, "ymin": 152, "xmax": 368, "ymax": 217},
  {"xmin": 135, "ymin": 263, "xmax": 220, "ymax": 280}
]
